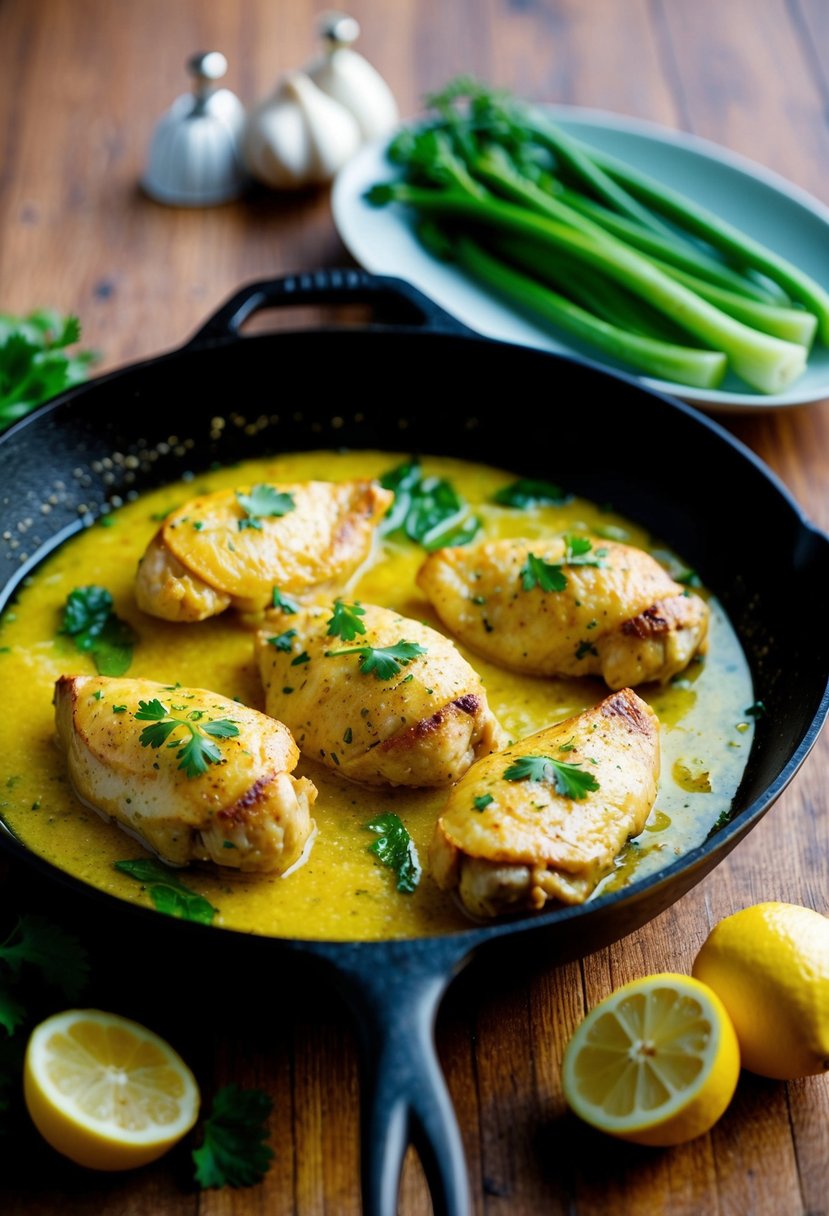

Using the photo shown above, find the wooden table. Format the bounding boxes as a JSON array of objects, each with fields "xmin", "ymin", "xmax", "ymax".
[{"xmin": 1, "ymin": 1, "xmax": 828, "ymax": 1213}]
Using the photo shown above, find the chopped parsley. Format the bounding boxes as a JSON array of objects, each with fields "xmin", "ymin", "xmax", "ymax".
[
  {"xmin": 493, "ymin": 478, "xmax": 571, "ymax": 508},
  {"xmin": 325, "ymin": 640, "xmax": 427, "ymax": 681},
  {"xmin": 520, "ymin": 552, "xmax": 567, "ymax": 593},
  {"xmin": 192, "ymin": 1084, "xmax": 274, "ymax": 1189},
  {"xmin": 290, "ymin": 651, "xmax": 310, "ymax": 666},
  {"xmin": 503, "ymin": 754, "xmax": 600, "ymax": 800},
  {"xmin": 366, "ymin": 812, "xmax": 421, "ymax": 893},
  {"xmin": 115, "ymin": 858, "xmax": 218, "ymax": 925},
  {"xmin": 235, "ymin": 485, "xmax": 295, "ymax": 531},
  {"xmin": 326, "ymin": 598, "xmax": 367, "ymax": 642},
  {"xmin": 745, "ymin": 700, "xmax": 766, "ymax": 718},
  {"xmin": 676, "ymin": 568, "xmax": 702, "ymax": 588},
  {"xmin": 379, "ymin": 458, "xmax": 480, "ymax": 549},
  {"xmin": 267, "ymin": 629, "xmax": 297, "ymax": 652},
  {"xmin": 61, "ymin": 585, "xmax": 136, "ymax": 676},
  {"xmin": 134, "ymin": 699, "xmax": 239, "ymax": 779},
  {"xmin": 473, "ymin": 793, "xmax": 494, "ymax": 812},
  {"xmin": 520, "ymin": 537, "xmax": 607, "ymax": 594},
  {"xmin": 575, "ymin": 640, "xmax": 598, "ymax": 660},
  {"xmin": 271, "ymin": 586, "xmax": 299, "ymax": 614}
]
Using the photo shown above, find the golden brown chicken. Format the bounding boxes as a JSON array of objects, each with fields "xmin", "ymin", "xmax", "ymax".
[
  {"xmin": 135, "ymin": 479, "xmax": 392, "ymax": 622},
  {"xmin": 417, "ymin": 536, "xmax": 708, "ymax": 688},
  {"xmin": 256, "ymin": 600, "xmax": 504, "ymax": 787},
  {"xmin": 430, "ymin": 688, "xmax": 660, "ymax": 918},
  {"xmin": 54, "ymin": 675, "xmax": 317, "ymax": 873}
]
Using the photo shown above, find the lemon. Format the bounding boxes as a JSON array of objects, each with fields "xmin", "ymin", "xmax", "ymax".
[
  {"xmin": 693, "ymin": 901, "xmax": 829, "ymax": 1080},
  {"xmin": 561, "ymin": 973, "xmax": 740, "ymax": 1146},
  {"xmin": 24, "ymin": 1009, "xmax": 200, "ymax": 1170}
]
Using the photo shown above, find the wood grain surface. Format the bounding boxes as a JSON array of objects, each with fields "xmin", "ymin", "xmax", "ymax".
[{"xmin": 1, "ymin": 1, "xmax": 828, "ymax": 1213}]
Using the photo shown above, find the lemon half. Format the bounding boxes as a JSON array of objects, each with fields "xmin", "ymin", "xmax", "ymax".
[
  {"xmin": 24, "ymin": 1008, "xmax": 200, "ymax": 1170},
  {"xmin": 693, "ymin": 901, "xmax": 829, "ymax": 1079},
  {"xmin": 561, "ymin": 973, "xmax": 740, "ymax": 1146}
]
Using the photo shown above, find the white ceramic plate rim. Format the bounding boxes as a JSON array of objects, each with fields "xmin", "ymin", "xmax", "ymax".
[{"xmin": 332, "ymin": 106, "xmax": 829, "ymax": 413}]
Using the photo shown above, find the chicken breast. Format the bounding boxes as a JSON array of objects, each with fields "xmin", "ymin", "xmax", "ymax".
[
  {"xmin": 417, "ymin": 536, "xmax": 708, "ymax": 688},
  {"xmin": 135, "ymin": 479, "xmax": 392, "ymax": 622},
  {"xmin": 54, "ymin": 675, "xmax": 317, "ymax": 873},
  {"xmin": 256, "ymin": 601, "xmax": 504, "ymax": 787},
  {"xmin": 430, "ymin": 688, "xmax": 660, "ymax": 918}
]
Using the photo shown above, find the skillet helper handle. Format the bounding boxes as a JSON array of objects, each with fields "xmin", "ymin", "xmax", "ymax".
[
  {"xmin": 328, "ymin": 942, "xmax": 471, "ymax": 1216},
  {"xmin": 186, "ymin": 268, "xmax": 475, "ymax": 346}
]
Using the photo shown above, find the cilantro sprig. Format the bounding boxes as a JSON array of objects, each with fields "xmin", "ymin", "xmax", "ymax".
[
  {"xmin": 520, "ymin": 536, "xmax": 607, "ymax": 594},
  {"xmin": 235, "ymin": 485, "xmax": 295, "ymax": 531},
  {"xmin": 0, "ymin": 310, "xmax": 95, "ymax": 432},
  {"xmin": 326, "ymin": 598, "xmax": 367, "ymax": 642},
  {"xmin": 379, "ymin": 459, "xmax": 481, "ymax": 550},
  {"xmin": 366, "ymin": 813, "xmax": 421, "ymax": 893},
  {"xmin": 325, "ymin": 639, "xmax": 427, "ymax": 681},
  {"xmin": 115, "ymin": 858, "xmax": 218, "ymax": 925},
  {"xmin": 503, "ymin": 754, "xmax": 600, "ymax": 800},
  {"xmin": 61, "ymin": 585, "xmax": 137, "ymax": 676},
  {"xmin": 134, "ymin": 698, "xmax": 240, "ymax": 779},
  {"xmin": 192, "ymin": 1084, "xmax": 274, "ymax": 1189}
]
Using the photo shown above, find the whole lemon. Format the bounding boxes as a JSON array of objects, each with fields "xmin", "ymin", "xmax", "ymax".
[{"xmin": 692, "ymin": 902, "xmax": 829, "ymax": 1080}]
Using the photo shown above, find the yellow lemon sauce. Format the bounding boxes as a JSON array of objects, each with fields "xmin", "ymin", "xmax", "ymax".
[{"xmin": 0, "ymin": 452, "xmax": 754, "ymax": 940}]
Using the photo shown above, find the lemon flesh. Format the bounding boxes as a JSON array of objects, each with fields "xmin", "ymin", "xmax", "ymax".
[
  {"xmin": 561, "ymin": 973, "xmax": 740, "ymax": 1146},
  {"xmin": 693, "ymin": 901, "xmax": 829, "ymax": 1080},
  {"xmin": 24, "ymin": 1008, "xmax": 200, "ymax": 1170}
]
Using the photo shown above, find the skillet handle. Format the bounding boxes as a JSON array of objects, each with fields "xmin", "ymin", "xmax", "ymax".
[
  {"xmin": 324, "ymin": 940, "xmax": 472, "ymax": 1216},
  {"xmin": 186, "ymin": 268, "xmax": 475, "ymax": 346}
]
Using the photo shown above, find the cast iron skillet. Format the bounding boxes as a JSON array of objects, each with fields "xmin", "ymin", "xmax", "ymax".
[{"xmin": 1, "ymin": 270, "xmax": 828, "ymax": 1215}]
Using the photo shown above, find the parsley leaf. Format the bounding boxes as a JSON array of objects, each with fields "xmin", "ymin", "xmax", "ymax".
[
  {"xmin": 366, "ymin": 813, "xmax": 421, "ymax": 893},
  {"xmin": 473, "ymin": 793, "xmax": 494, "ymax": 812},
  {"xmin": 493, "ymin": 478, "xmax": 571, "ymax": 508},
  {"xmin": 236, "ymin": 485, "xmax": 295, "ymax": 531},
  {"xmin": 267, "ymin": 629, "xmax": 297, "ymax": 652},
  {"xmin": 519, "ymin": 537, "xmax": 606, "ymax": 594},
  {"xmin": 0, "ymin": 915, "xmax": 89, "ymax": 1035},
  {"xmin": 193, "ymin": 1084, "xmax": 274, "ymax": 1189},
  {"xmin": 134, "ymin": 699, "xmax": 239, "ymax": 779},
  {"xmin": 379, "ymin": 459, "xmax": 481, "ymax": 550},
  {"xmin": 326, "ymin": 598, "xmax": 367, "ymax": 642},
  {"xmin": 61, "ymin": 585, "xmax": 136, "ymax": 676},
  {"xmin": 0, "ymin": 310, "xmax": 95, "ymax": 432},
  {"xmin": 115, "ymin": 858, "xmax": 218, "ymax": 925},
  {"xmin": 520, "ymin": 552, "xmax": 567, "ymax": 593},
  {"xmin": 503, "ymin": 754, "xmax": 600, "ymax": 800},
  {"xmin": 325, "ymin": 640, "xmax": 427, "ymax": 681},
  {"xmin": 271, "ymin": 586, "xmax": 299, "ymax": 614}
]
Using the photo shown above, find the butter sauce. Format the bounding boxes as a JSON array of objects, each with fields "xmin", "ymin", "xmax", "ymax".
[{"xmin": 0, "ymin": 452, "xmax": 753, "ymax": 940}]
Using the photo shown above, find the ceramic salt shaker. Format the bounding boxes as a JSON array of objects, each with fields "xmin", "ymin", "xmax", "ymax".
[{"xmin": 143, "ymin": 52, "xmax": 247, "ymax": 206}]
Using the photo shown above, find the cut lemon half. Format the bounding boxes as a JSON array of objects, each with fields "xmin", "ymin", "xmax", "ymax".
[
  {"xmin": 24, "ymin": 1009, "xmax": 200, "ymax": 1170},
  {"xmin": 561, "ymin": 973, "xmax": 740, "ymax": 1146}
]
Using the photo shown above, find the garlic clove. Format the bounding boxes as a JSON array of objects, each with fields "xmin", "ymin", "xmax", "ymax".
[
  {"xmin": 307, "ymin": 13, "xmax": 399, "ymax": 143},
  {"xmin": 242, "ymin": 70, "xmax": 361, "ymax": 190},
  {"xmin": 308, "ymin": 46, "xmax": 399, "ymax": 142}
]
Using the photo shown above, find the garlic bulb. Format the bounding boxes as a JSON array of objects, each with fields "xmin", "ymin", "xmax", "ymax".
[
  {"xmin": 242, "ymin": 70, "xmax": 361, "ymax": 190},
  {"xmin": 307, "ymin": 12, "xmax": 399, "ymax": 142}
]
